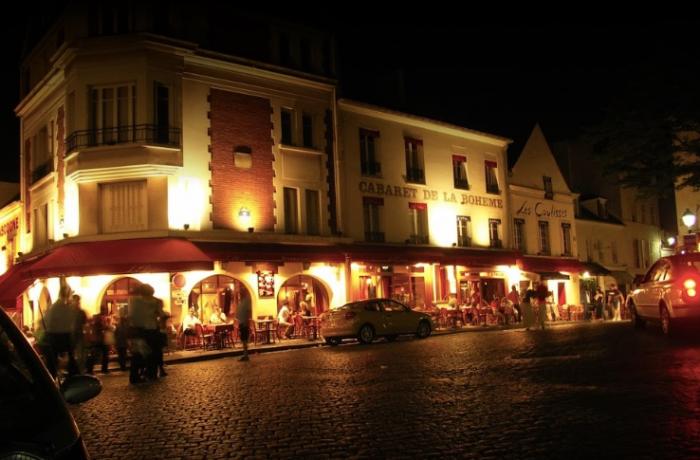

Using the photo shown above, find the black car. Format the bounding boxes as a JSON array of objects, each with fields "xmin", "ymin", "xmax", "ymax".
[{"xmin": 0, "ymin": 307, "xmax": 101, "ymax": 459}]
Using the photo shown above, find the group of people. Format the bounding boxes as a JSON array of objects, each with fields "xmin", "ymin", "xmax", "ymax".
[
  {"xmin": 586, "ymin": 285, "xmax": 625, "ymax": 321},
  {"xmin": 34, "ymin": 281, "xmax": 172, "ymax": 384},
  {"xmin": 277, "ymin": 300, "xmax": 314, "ymax": 339}
]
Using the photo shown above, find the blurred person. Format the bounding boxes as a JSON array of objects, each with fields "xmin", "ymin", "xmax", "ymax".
[
  {"xmin": 42, "ymin": 284, "xmax": 78, "ymax": 378},
  {"xmin": 236, "ymin": 295, "xmax": 252, "ymax": 361}
]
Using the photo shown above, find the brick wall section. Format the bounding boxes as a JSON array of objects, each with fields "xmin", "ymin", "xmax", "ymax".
[{"xmin": 209, "ymin": 89, "xmax": 275, "ymax": 230}]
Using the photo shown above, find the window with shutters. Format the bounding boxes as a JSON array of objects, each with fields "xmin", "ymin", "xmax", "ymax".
[{"xmin": 99, "ymin": 180, "xmax": 147, "ymax": 233}]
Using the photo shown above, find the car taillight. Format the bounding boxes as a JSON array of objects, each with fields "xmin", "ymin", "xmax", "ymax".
[
  {"xmin": 344, "ymin": 311, "xmax": 356, "ymax": 320},
  {"xmin": 683, "ymin": 278, "xmax": 697, "ymax": 298}
]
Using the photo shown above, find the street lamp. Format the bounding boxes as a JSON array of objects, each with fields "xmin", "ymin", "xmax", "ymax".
[
  {"xmin": 681, "ymin": 208, "xmax": 697, "ymax": 233},
  {"xmin": 666, "ymin": 236, "xmax": 676, "ymax": 246}
]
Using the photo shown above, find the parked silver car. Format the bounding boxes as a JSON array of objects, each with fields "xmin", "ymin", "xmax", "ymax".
[{"xmin": 627, "ymin": 253, "xmax": 700, "ymax": 336}]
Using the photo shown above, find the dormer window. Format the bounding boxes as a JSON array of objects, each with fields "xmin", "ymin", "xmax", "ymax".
[{"xmin": 543, "ymin": 176, "xmax": 553, "ymax": 199}]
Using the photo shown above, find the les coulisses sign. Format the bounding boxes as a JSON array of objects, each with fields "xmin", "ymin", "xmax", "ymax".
[{"xmin": 358, "ymin": 180, "xmax": 503, "ymax": 208}]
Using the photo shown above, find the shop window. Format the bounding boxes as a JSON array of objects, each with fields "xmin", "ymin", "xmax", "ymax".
[
  {"xmin": 360, "ymin": 129, "xmax": 381, "ymax": 177},
  {"xmin": 538, "ymin": 221, "xmax": 550, "ymax": 255},
  {"xmin": 278, "ymin": 275, "xmax": 328, "ymax": 314},
  {"xmin": 489, "ymin": 219, "xmax": 502, "ymax": 248},
  {"xmin": 514, "ymin": 218, "xmax": 526, "ymax": 252},
  {"xmin": 404, "ymin": 138, "xmax": 425, "ymax": 184},
  {"xmin": 363, "ymin": 197, "xmax": 384, "ymax": 242},
  {"xmin": 456, "ymin": 216, "xmax": 471, "ymax": 247},
  {"xmin": 452, "ymin": 155, "xmax": 468, "ymax": 189},
  {"xmin": 101, "ymin": 277, "xmax": 143, "ymax": 316},
  {"xmin": 189, "ymin": 275, "xmax": 250, "ymax": 325},
  {"xmin": 485, "ymin": 160, "xmax": 500, "ymax": 194},
  {"xmin": 408, "ymin": 202, "xmax": 428, "ymax": 244}
]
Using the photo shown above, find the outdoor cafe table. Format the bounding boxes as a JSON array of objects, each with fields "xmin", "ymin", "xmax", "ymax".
[
  {"xmin": 255, "ymin": 319, "xmax": 275, "ymax": 344},
  {"xmin": 204, "ymin": 323, "xmax": 235, "ymax": 349}
]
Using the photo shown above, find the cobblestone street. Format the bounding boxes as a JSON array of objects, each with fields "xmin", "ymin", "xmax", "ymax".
[{"xmin": 71, "ymin": 322, "xmax": 700, "ymax": 459}]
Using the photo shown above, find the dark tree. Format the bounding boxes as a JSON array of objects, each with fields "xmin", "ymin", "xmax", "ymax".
[{"xmin": 586, "ymin": 70, "xmax": 700, "ymax": 199}]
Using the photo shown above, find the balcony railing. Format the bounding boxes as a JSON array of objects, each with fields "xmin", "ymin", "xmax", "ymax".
[
  {"xmin": 66, "ymin": 124, "xmax": 182, "ymax": 153},
  {"xmin": 457, "ymin": 236, "xmax": 471, "ymax": 247},
  {"xmin": 489, "ymin": 239, "xmax": 503, "ymax": 249},
  {"xmin": 409, "ymin": 234, "xmax": 429, "ymax": 245},
  {"xmin": 365, "ymin": 231, "xmax": 385, "ymax": 243},
  {"xmin": 361, "ymin": 161, "xmax": 382, "ymax": 177},
  {"xmin": 486, "ymin": 184, "xmax": 501, "ymax": 194},
  {"xmin": 453, "ymin": 177, "xmax": 469, "ymax": 189},
  {"xmin": 31, "ymin": 160, "xmax": 54, "ymax": 184},
  {"xmin": 405, "ymin": 168, "xmax": 425, "ymax": 184}
]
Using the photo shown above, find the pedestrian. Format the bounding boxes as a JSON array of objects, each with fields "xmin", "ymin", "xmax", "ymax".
[
  {"xmin": 506, "ymin": 285, "xmax": 522, "ymax": 323},
  {"xmin": 86, "ymin": 305, "xmax": 110, "ymax": 374},
  {"xmin": 128, "ymin": 284, "xmax": 160, "ymax": 383},
  {"xmin": 534, "ymin": 283, "xmax": 548, "ymax": 330},
  {"xmin": 41, "ymin": 284, "xmax": 79, "ymax": 379},
  {"xmin": 236, "ymin": 295, "xmax": 252, "ymax": 361},
  {"xmin": 608, "ymin": 284, "xmax": 624, "ymax": 321},
  {"xmin": 521, "ymin": 289, "xmax": 535, "ymax": 330},
  {"xmin": 114, "ymin": 308, "xmax": 129, "ymax": 371},
  {"xmin": 71, "ymin": 294, "xmax": 88, "ymax": 373},
  {"xmin": 594, "ymin": 287, "xmax": 605, "ymax": 320}
]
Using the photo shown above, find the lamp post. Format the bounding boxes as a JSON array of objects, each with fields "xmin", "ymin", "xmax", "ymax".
[{"xmin": 681, "ymin": 208, "xmax": 697, "ymax": 234}]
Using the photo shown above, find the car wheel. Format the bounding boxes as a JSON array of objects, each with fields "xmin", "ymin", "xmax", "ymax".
[
  {"xmin": 629, "ymin": 303, "xmax": 645, "ymax": 330},
  {"xmin": 416, "ymin": 320, "xmax": 432, "ymax": 339},
  {"xmin": 325, "ymin": 337, "xmax": 341, "ymax": 346},
  {"xmin": 660, "ymin": 305, "xmax": 673, "ymax": 337},
  {"xmin": 357, "ymin": 324, "xmax": 375, "ymax": 344},
  {"xmin": 385, "ymin": 334, "xmax": 398, "ymax": 342}
]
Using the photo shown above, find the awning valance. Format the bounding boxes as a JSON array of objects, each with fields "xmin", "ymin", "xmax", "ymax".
[
  {"xmin": 519, "ymin": 256, "xmax": 585, "ymax": 274},
  {"xmin": 26, "ymin": 238, "xmax": 213, "ymax": 278},
  {"xmin": 537, "ymin": 271, "xmax": 570, "ymax": 281},
  {"xmin": 196, "ymin": 242, "xmax": 518, "ymax": 268},
  {"xmin": 580, "ymin": 261, "xmax": 611, "ymax": 276}
]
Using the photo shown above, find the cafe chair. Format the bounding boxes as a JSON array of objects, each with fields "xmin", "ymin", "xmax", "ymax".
[{"xmin": 195, "ymin": 323, "xmax": 215, "ymax": 351}]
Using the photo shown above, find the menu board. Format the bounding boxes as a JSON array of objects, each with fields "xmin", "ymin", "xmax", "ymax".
[{"xmin": 257, "ymin": 270, "xmax": 275, "ymax": 298}]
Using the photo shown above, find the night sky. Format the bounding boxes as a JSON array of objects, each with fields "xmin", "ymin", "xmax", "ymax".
[{"xmin": 2, "ymin": 9, "xmax": 697, "ymax": 183}]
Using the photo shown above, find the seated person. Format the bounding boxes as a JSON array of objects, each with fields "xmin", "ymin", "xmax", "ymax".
[
  {"xmin": 183, "ymin": 308, "xmax": 202, "ymax": 334},
  {"xmin": 209, "ymin": 306, "xmax": 227, "ymax": 324},
  {"xmin": 277, "ymin": 303, "xmax": 293, "ymax": 338},
  {"xmin": 300, "ymin": 301, "xmax": 312, "ymax": 317}
]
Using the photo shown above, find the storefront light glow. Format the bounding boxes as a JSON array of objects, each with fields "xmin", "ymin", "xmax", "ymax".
[
  {"xmin": 667, "ymin": 236, "xmax": 676, "ymax": 246},
  {"xmin": 682, "ymin": 208, "xmax": 697, "ymax": 230}
]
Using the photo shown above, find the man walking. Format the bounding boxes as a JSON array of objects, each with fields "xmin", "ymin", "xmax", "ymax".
[{"xmin": 236, "ymin": 296, "xmax": 252, "ymax": 361}]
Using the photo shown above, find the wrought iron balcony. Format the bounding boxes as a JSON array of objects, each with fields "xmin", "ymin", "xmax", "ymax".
[
  {"xmin": 31, "ymin": 160, "xmax": 54, "ymax": 184},
  {"xmin": 457, "ymin": 236, "xmax": 472, "ymax": 247},
  {"xmin": 405, "ymin": 168, "xmax": 425, "ymax": 184},
  {"xmin": 361, "ymin": 161, "xmax": 382, "ymax": 177},
  {"xmin": 454, "ymin": 177, "xmax": 469, "ymax": 189},
  {"xmin": 66, "ymin": 124, "xmax": 181, "ymax": 153},
  {"xmin": 364, "ymin": 231, "xmax": 385, "ymax": 243},
  {"xmin": 409, "ymin": 234, "xmax": 429, "ymax": 245},
  {"xmin": 489, "ymin": 239, "xmax": 503, "ymax": 249}
]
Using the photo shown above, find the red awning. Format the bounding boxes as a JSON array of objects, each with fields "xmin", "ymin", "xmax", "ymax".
[
  {"xmin": 519, "ymin": 256, "xmax": 585, "ymax": 274},
  {"xmin": 0, "ymin": 256, "xmax": 44, "ymax": 309},
  {"xmin": 26, "ymin": 238, "xmax": 213, "ymax": 278},
  {"xmin": 341, "ymin": 244, "xmax": 518, "ymax": 267}
]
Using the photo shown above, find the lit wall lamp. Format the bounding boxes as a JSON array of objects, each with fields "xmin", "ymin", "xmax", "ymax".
[
  {"xmin": 239, "ymin": 207, "xmax": 253, "ymax": 232},
  {"xmin": 682, "ymin": 208, "xmax": 697, "ymax": 233},
  {"xmin": 666, "ymin": 236, "xmax": 676, "ymax": 246}
]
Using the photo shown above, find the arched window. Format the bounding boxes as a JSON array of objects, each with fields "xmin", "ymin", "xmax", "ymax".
[
  {"xmin": 188, "ymin": 275, "xmax": 250, "ymax": 323},
  {"xmin": 277, "ymin": 275, "xmax": 328, "ymax": 314},
  {"xmin": 101, "ymin": 277, "xmax": 143, "ymax": 316}
]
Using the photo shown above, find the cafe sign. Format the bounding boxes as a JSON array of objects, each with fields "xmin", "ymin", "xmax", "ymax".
[
  {"xmin": 515, "ymin": 200, "xmax": 568, "ymax": 218},
  {"xmin": 358, "ymin": 180, "xmax": 503, "ymax": 208}
]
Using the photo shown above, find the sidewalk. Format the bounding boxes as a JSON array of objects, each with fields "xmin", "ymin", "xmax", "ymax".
[{"xmin": 104, "ymin": 319, "xmax": 596, "ymax": 371}]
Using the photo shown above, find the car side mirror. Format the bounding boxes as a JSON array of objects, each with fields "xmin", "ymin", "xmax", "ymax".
[{"xmin": 60, "ymin": 374, "xmax": 102, "ymax": 404}]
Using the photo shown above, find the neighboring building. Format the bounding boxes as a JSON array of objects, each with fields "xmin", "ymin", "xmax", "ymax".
[
  {"xmin": 508, "ymin": 124, "xmax": 583, "ymax": 306},
  {"xmin": 554, "ymin": 140, "xmax": 664, "ymax": 291},
  {"xmin": 674, "ymin": 151, "xmax": 700, "ymax": 250},
  {"xmin": 338, "ymin": 100, "xmax": 518, "ymax": 308}
]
